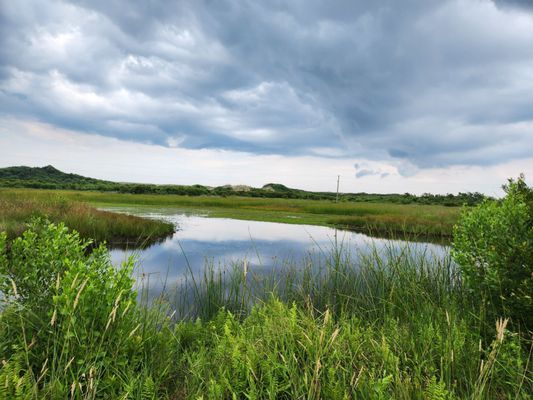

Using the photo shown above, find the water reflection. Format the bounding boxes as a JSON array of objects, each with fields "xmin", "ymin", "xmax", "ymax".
[{"xmin": 105, "ymin": 207, "xmax": 448, "ymax": 300}]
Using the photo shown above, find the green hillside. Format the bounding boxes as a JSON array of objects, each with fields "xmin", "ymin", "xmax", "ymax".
[{"xmin": 0, "ymin": 165, "xmax": 111, "ymax": 185}]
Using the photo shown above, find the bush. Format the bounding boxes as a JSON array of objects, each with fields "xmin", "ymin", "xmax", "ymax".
[
  {"xmin": 452, "ymin": 175, "xmax": 533, "ymax": 332},
  {"xmin": 0, "ymin": 219, "xmax": 178, "ymax": 399}
]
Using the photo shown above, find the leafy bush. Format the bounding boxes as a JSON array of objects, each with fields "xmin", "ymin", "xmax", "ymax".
[
  {"xmin": 0, "ymin": 219, "xmax": 178, "ymax": 399},
  {"xmin": 0, "ymin": 219, "xmax": 91, "ymax": 311},
  {"xmin": 452, "ymin": 175, "xmax": 533, "ymax": 331}
]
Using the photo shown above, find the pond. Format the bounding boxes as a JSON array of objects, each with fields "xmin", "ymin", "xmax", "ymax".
[{"xmin": 105, "ymin": 207, "xmax": 449, "ymax": 301}]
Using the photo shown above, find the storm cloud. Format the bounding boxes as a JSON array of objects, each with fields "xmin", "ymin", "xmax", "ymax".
[{"xmin": 1, "ymin": 0, "xmax": 533, "ymax": 173}]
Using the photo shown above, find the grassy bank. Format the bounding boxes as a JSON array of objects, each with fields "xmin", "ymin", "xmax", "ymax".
[
  {"xmin": 2, "ymin": 188, "xmax": 461, "ymax": 240},
  {"xmin": 0, "ymin": 221, "xmax": 531, "ymax": 399},
  {"xmin": 0, "ymin": 189, "xmax": 174, "ymax": 246}
]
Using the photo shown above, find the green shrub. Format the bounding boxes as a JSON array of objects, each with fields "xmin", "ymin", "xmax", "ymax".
[
  {"xmin": 452, "ymin": 175, "xmax": 533, "ymax": 331},
  {"xmin": 0, "ymin": 219, "xmax": 91, "ymax": 312},
  {"xmin": 0, "ymin": 219, "xmax": 178, "ymax": 399}
]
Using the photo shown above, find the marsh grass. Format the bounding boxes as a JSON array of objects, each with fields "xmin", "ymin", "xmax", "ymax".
[
  {"xmin": 328, "ymin": 213, "xmax": 455, "ymax": 239},
  {"xmin": 0, "ymin": 190, "xmax": 174, "ymax": 245},
  {"xmin": 172, "ymin": 239, "xmax": 457, "ymax": 321},
  {"xmin": 1, "ymin": 188, "xmax": 460, "ymax": 240},
  {"xmin": 166, "ymin": 240, "xmax": 531, "ymax": 398},
  {"xmin": 0, "ymin": 221, "xmax": 531, "ymax": 399}
]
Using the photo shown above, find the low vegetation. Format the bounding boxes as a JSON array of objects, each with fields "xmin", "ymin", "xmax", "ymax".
[
  {"xmin": 1, "ymin": 188, "xmax": 461, "ymax": 241},
  {"xmin": 0, "ymin": 177, "xmax": 531, "ymax": 398},
  {"xmin": 0, "ymin": 190, "xmax": 174, "ymax": 246}
]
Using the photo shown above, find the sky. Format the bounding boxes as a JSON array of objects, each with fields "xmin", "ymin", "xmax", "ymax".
[{"xmin": 1, "ymin": 0, "xmax": 533, "ymax": 195}]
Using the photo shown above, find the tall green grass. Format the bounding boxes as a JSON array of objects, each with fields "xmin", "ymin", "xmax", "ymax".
[
  {"xmin": 0, "ymin": 221, "xmax": 531, "ymax": 398},
  {"xmin": 169, "ymin": 242, "xmax": 532, "ymax": 398},
  {"xmin": 0, "ymin": 190, "xmax": 174, "ymax": 246}
]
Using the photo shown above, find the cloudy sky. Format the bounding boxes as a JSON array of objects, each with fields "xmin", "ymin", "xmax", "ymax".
[{"xmin": 1, "ymin": 0, "xmax": 533, "ymax": 195}]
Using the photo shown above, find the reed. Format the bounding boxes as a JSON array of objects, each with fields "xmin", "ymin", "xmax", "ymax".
[
  {"xmin": 0, "ymin": 190, "xmax": 174, "ymax": 245},
  {"xmin": 166, "ymin": 239, "xmax": 531, "ymax": 398}
]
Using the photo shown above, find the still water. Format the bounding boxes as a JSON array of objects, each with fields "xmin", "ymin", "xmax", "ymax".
[{"xmin": 105, "ymin": 207, "xmax": 448, "ymax": 299}]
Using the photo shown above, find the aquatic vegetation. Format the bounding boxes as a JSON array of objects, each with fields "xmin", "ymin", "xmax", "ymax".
[
  {"xmin": 1, "ymin": 188, "xmax": 460, "ymax": 240},
  {"xmin": 0, "ymin": 190, "xmax": 174, "ymax": 245}
]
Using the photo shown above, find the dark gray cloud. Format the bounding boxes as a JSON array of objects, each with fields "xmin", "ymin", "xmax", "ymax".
[
  {"xmin": 354, "ymin": 163, "xmax": 390, "ymax": 179},
  {"xmin": 1, "ymin": 0, "xmax": 533, "ymax": 172},
  {"xmin": 495, "ymin": 0, "xmax": 533, "ymax": 11},
  {"xmin": 355, "ymin": 169, "xmax": 377, "ymax": 178}
]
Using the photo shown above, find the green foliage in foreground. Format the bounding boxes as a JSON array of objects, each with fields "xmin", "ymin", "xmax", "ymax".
[
  {"xmin": 0, "ymin": 191, "xmax": 174, "ymax": 245},
  {"xmin": 0, "ymin": 221, "xmax": 178, "ymax": 399},
  {"xmin": 453, "ymin": 175, "xmax": 533, "ymax": 332},
  {"xmin": 0, "ymin": 164, "xmax": 488, "ymax": 206},
  {"xmin": 1, "ymin": 221, "xmax": 531, "ymax": 399}
]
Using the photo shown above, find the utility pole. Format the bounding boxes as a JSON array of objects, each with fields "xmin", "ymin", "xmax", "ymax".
[{"xmin": 335, "ymin": 175, "xmax": 340, "ymax": 203}]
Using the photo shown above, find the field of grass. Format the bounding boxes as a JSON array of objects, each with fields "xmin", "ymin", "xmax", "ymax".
[
  {"xmin": 2, "ymin": 188, "xmax": 461, "ymax": 241},
  {"xmin": 0, "ymin": 189, "xmax": 174, "ymax": 246},
  {"xmin": 0, "ymin": 221, "xmax": 531, "ymax": 399}
]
